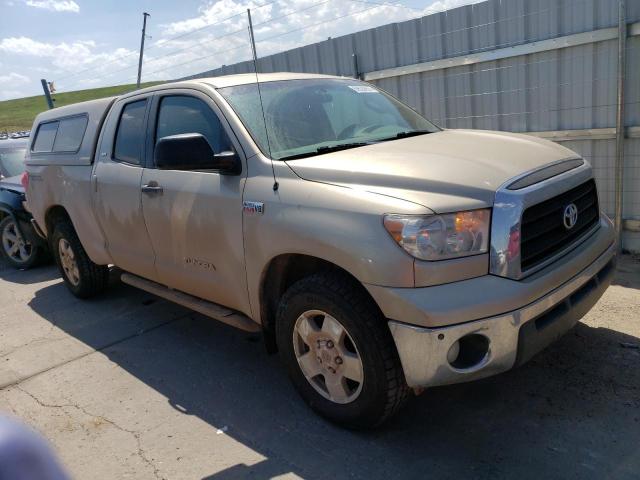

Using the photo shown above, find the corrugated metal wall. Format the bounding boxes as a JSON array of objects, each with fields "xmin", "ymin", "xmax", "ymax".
[{"xmin": 184, "ymin": 0, "xmax": 640, "ymax": 250}]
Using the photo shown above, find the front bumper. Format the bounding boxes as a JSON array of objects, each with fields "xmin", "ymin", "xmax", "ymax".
[{"xmin": 383, "ymin": 222, "xmax": 616, "ymax": 389}]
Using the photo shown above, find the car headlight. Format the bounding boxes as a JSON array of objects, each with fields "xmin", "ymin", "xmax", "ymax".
[{"xmin": 383, "ymin": 209, "xmax": 491, "ymax": 261}]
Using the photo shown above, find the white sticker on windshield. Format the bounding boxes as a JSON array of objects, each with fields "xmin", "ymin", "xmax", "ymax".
[{"xmin": 348, "ymin": 85, "xmax": 377, "ymax": 93}]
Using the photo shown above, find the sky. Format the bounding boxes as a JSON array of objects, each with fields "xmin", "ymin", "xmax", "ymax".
[{"xmin": 0, "ymin": 0, "xmax": 478, "ymax": 100}]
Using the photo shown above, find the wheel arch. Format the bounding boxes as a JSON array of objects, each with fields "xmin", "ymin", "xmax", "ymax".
[
  {"xmin": 44, "ymin": 205, "xmax": 73, "ymax": 239},
  {"xmin": 259, "ymin": 253, "xmax": 384, "ymax": 353},
  {"xmin": 43, "ymin": 202, "xmax": 112, "ymax": 266}
]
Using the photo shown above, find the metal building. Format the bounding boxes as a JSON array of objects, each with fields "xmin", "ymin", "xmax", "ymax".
[{"xmin": 184, "ymin": 0, "xmax": 640, "ymax": 251}]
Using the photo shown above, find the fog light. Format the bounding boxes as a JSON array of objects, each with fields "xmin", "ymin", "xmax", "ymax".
[
  {"xmin": 446, "ymin": 341, "xmax": 460, "ymax": 364},
  {"xmin": 448, "ymin": 334, "xmax": 490, "ymax": 370}
]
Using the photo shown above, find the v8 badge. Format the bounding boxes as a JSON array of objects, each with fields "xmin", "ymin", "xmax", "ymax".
[{"xmin": 243, "ymin": 201, "xmax": 264, "ymax": 215}]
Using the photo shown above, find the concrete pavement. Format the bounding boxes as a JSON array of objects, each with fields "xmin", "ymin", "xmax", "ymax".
[{"xmin": 0, "ymin": 257, "xmax": 639, "ymax": 479}]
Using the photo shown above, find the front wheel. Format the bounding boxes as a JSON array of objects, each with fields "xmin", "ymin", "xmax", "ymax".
[
  {"xmin": 0, "ymin": 216, "xmax": 41, "ymax": 269},
  {"xmin": 51, "ymin": 220, "xmax": 109, "ymax": 298},
  {"xmin": 276, "ymin": 273, "xmax": 409, "ymax": 428}
]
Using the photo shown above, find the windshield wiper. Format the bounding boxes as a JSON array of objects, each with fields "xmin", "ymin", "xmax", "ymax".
[
  {"xmin": 317, "ymin": 142, "xmax": 370, "ymax": 153},
  {"xmin": 279, "ymin": 142, "xmax": 370, "ymax": 160},
  {"xmin": 377, "ymin": 130, "xmax": 433, "ymax": 141}
]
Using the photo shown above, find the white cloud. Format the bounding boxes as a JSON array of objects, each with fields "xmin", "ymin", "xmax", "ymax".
[
  {"xmin": 1, "ymin": 0, "xmax": 481, "ymax": 96},
  {"xmin": 0, "ymin": 89, "xmax": 26, "ymax": 101},
  {"xmin": 139, "ymin": 0, "xmax": 429, "ymax": 82},
  {"xmin": 0, "ymin": 36, "xmax": 138, "ymax": 90},
  {"xmin": 0, "ymin": 36, "xmax": 94, "ymax": 59},
  {"xmin": 161, "ymin": 0, "xmax": 272, "ymax": 36},
  {"xmin": 0, "ymin": 73, "xmax": 31, "ymax": 100},
  {"xmin": 24, "ymin": 0, "xmax": 79, "ymax": 12},
  {"xmin": 425, "ymin": 0, "xmax": 482, "ymax": 14},
  {"xmin": 0, "ymin": 72, "xmax": 30, "ymax": 84}
]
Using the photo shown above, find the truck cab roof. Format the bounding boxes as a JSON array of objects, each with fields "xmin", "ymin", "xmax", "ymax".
[
  {"xmin": 26, "ymin": 73, "xmax": 346, "ymax": 167},
  {"xmin": 129, "ymin": 72, "xmax": 342, "ymax": 97}
]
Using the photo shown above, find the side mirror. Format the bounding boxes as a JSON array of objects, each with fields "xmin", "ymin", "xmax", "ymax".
[{"xmin": 154, "ymin": 133, "xmax": 240, "ymax": 174}]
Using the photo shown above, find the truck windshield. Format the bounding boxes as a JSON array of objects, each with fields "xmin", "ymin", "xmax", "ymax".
[
  {"xmin": 0, "ymin": 149, "xmax": 26, "ymax": 178},
  {"xmin": 218, "ymin": 79, "xmax": 439, "ymax": 160}
]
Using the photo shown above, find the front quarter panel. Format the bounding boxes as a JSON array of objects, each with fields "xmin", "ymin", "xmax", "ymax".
[{"xmin": 242, "ymin": 157, "xmax": 426, "ymax": 321}]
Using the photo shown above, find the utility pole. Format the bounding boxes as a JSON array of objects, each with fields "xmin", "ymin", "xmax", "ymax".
[
  {"xmin": 40, "ymin": 79, "xmax": 54, "ymax": 109},
  {"xmin": 136, "ymin": 12, "xmax": 150, "ymax": 89}
]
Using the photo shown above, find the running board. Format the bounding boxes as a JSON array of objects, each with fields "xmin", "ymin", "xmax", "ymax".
[{"xmin": 120, "ymin": 273, "xmax": 261, "ymax": 333}]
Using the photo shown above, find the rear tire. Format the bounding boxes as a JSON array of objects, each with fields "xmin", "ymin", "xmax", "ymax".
[
  {"xmin": 0, "ymin": 216, "xmax": 42, "ymax": 269},
  {"xmin": 51, "ymin": 220, "xmax": 109, "ymax": 298},
  {"xmin": 276, "ymin": 272, "xmax": 409, "ymax": 428}
]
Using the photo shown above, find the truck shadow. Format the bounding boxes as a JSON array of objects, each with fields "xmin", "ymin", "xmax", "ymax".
[
  {"xmin": 613, "ymin": 254, "xmax": 640, "ymax": 290},
  {"xmin": 21, "ymin": 267, "xmax": 640, "ymax": 480},
  {"xmin": 0, "ymin": 260, "xmax": 59, "ymax": 285}
]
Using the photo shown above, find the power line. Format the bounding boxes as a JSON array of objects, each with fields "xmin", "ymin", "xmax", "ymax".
[
  {"xmin": 64, "ymin": 0, "xmax": 577, "ymax": 90},
  {"xmin": 56, "ymin": 0, "xmax": 279, "ymax": 83},
  {"xmin": 147, "ymin": 12, "xmax": 245, "ymax": 50},
  {"xmin": 62, "ymin": 25, "xmax": 255, "ymax": 91},
  {"xmin": 346, "ymin": 0, "xmax": 421, "ymax": 12},
  {"xmin": 256, "ymin": 2, "xmax": 384, "ymax": 42},
  {"xmin": 253, "ymin": 0, "xmax": 331, "ymax": 28},
  {"xmin": 139, "ymin": 42, "xmax": 251, "ymax": 79},
  {"xmin": 145, "ymin": 1, "xmax": 387, "ymax": 81},
  {"xmin": 135, "ymin": 0, "xmax": 330, "ymax": 73},
  {"xmin": 61, "ymin": 0, "xmax": 334, "ymax": 90},
  {"xmin": 143, "ymin": 0, "xmax": 279, "ymax": 52},
  {"xmin": 137, "ymin": 26, "xmax": 249, "ymax": 69}
]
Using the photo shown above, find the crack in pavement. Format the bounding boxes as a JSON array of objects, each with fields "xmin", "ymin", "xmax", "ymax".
[
  {"xmin": 0, "ymin": 308, "xmax": 197, "ymax": 478},
  {"xmin": 0, "ymin": 312, "xmax": 191, "ymax": 390},
  {"xmin": 0, "ymin": 296, "xmax": 174, "ymax": 359},
  {"xmin": 15, "ymin": 385, "xmax": 163, "ymax": 480},
  {"xmin": 0, "ymin": 327, "xmax": 62, "ymax": 358}
]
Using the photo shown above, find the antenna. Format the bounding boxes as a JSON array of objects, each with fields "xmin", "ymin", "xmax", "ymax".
[{"xmin": 247, "ymin": 8, "xmax": 278, "ymax": 191}]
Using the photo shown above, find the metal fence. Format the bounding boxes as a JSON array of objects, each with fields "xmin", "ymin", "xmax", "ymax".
[{"xmin": 184, "ymin": 0, "xmax": 640, "ymax": 252}]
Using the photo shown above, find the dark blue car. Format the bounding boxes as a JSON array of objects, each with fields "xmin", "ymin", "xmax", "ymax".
[{"xmin": 0, "ymin": 137, "xmax": 48, "ymax": 269}]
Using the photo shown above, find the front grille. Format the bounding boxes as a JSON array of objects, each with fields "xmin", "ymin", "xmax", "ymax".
[{"xmin": 520, "ymin": 179, "xmax": 599, "ymax": 271}]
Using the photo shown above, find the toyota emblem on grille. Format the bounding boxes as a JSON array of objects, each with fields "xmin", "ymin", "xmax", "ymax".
[{"xmin": 563, "ymin": 203, "xmax": 578, "ymax": 230}]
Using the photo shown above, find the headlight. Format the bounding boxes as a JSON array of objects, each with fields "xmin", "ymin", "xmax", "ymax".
[{"xmin": 383, "ymin": 209, "xmax": 491, "ymax": 261}]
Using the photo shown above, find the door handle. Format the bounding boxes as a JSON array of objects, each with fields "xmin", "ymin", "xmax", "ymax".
[{"xmin": 141, "ymin": 183, "xmax": 163, "ymax": 195}]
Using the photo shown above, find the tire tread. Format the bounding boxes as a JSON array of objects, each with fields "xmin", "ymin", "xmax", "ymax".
[
  {"xmin": 52, "ymin": 220, "xmax": 109, "ymax": 298},
  {"xmin": 277, "ymin": 271, "xmax": 409, "ymax": 427}
]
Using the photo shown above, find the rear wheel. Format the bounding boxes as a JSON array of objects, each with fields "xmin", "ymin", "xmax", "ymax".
[
  {"xmin": 276, "ymin": 272, "xmax": 409, "ymax": 428},
  {"xmin": 51, "ymin": 220, "xmax": 109, "ymax": 298},
  {"xmin": 0, "ymin": 216, "xmax": 40, "ymax": 269}
]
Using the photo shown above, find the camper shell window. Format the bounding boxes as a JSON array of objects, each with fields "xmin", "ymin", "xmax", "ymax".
[{"xmin": 31, "ymin": 115, "xmax": 88, "ymax": 154}]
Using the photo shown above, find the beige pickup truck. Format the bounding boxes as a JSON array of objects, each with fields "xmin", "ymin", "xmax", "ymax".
[{"xmin": 25, "ymin": 73, "xmax": 616, "ymax": 428}]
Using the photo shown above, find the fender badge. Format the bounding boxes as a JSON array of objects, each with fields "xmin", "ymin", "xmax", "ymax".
[
  {"xmin": 243, "ymin": 201, "xmax": 264, "ymax": 215},
  {"xmin": 185, "ymin": 257, "xmax": 216, "ymax": 270}
]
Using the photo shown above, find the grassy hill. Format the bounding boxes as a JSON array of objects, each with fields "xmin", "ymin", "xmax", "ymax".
[{"xmin": 0, "ymin": 82, "xmax": 162, "ymax": 132}]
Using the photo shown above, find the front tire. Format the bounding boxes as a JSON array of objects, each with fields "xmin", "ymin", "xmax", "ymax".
[
  {"xmin": 51, "ymin": 220, "xmax": 109, "ymax": 298},
  {"xmin": 0, "ymin": 216, "xmax": 41, "ymax": 269},
  {"xmin": 276, "ymin": 272, "xmax": 409, "ymax": 428}
]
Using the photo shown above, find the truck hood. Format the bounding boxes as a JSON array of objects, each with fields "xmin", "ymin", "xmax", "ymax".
[{"xmin": 285, "ymin": 129, "xmax": 579, "ymax": 213}]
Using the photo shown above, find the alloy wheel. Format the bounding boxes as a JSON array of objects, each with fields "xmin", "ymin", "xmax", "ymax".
[
  {"xmin": 292, "ymin": 310, "xmax": 364, "ymax": 404},
  {"xmin": 58, "ymin": 238, "xmax": 80, "ymax": 286},
  {"xmin": 1, "ymin": 219, "xmax": 32, "ymax": 264}
]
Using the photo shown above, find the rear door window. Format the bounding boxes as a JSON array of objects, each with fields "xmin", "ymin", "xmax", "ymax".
[
  {"xmin": 32, "ymin": 121, "xmax": 59, "ymax": 152},
  {"xmin": 114, "ymin": 100, "xmax": 147, "ymax": 165},
  {"xmin": 53, "ymin": 116, "xmax": 88, "ymax": 152}
]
